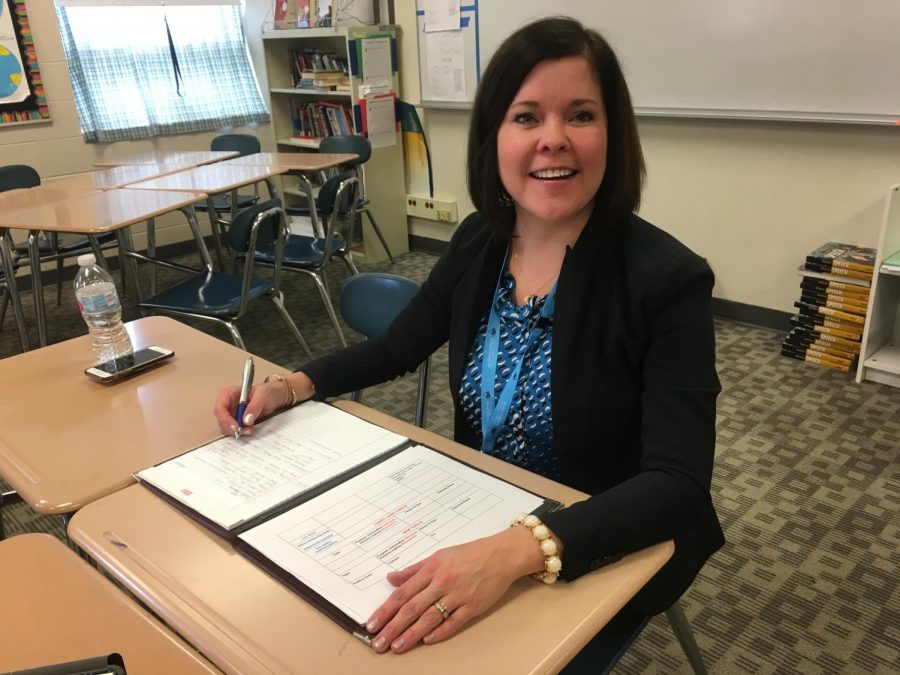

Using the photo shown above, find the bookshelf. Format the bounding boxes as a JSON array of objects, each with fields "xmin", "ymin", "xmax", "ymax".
[
  {"xmin": 856, "ymin": 183, "xmax": 900, "ymax": 387},
  {"xmin": 261, "ymin": 25, "xmax": 408, "ymax": 263}
]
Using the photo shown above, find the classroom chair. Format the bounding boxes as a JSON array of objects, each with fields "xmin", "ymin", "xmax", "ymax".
[
  {"xmin": 1, "ymin": 164, "xmax": 119, "ymax": 306},
  {"xmin": 287, "ymin": 134, "xmax": 394, "ymax": 263},
  {"xmin": 251, "ymin": 172, "xmax": 360, "ymax": 348},
  {"xmin": 138, "ymin": 200, "xmax": 312, "ymax": 358},
  {"xmin": 339, "ymin": 272, "xmax": 429, "ymax": 428}
]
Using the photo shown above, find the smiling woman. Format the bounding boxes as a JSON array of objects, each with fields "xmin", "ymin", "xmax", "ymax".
[{"xmin": 213, "ymin": 16, "xmax": 723, "ymax": 670}]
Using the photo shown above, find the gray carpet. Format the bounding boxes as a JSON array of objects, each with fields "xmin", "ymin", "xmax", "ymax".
[{"xmin": 1, "ymin": 248, "xmax": 897, "ymax": 674}]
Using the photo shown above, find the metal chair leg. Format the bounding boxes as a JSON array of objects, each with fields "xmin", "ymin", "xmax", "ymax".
[
  {"xmin": 310, "ymin": 272, "xmax": 347, "ymax": 347},
  {"xmin": 270, "ymin": 292, "xmax": 314, "ymax": 360},
  {"xmin": 55, "ymin": 257, "xmax": 64, "ymax": 306},
  {"xmin": 223, "ymin": 321, "xmax": 246, "ymax": 350},
  {"xmin": 665, "ymin": 602, "xmax": 708, "ymax": 675},
  {"xmin": 0, "ymin": 286, "xmax": 8, "ymax": 329},
  {"xmin": 361, "ymin": 208, "xmax": 394, "ymax": 264}
]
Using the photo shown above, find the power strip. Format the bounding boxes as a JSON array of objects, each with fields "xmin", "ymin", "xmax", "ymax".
[{"xmin": 406, "ymin": 195, "xmax": 458, "ymax": 223}]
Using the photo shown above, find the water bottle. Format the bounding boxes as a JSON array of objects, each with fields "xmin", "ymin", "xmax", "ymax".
[{"xmin": 74, "ymin": 254, "xmax": 133, "ymax": 364}]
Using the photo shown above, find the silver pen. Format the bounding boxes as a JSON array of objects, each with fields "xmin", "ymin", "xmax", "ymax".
[{"xmin": 235, "ymin": 356, "xmax": 255, "ymax": 439}]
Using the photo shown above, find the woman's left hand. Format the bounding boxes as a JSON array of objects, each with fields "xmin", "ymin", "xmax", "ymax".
[{"xmin": 365, "ymin": 525, "xmax": 543, "ymax": 653}]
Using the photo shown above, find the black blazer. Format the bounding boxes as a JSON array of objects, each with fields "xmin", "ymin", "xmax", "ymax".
[{"xmin": 301, "ymin": 210, "xmax": 724, "ymax": 614}]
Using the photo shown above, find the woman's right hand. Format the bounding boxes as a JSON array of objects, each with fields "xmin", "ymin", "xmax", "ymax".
[{"xmin": 213, "ymin": 381, "xmax": 287, "ymax": 437}]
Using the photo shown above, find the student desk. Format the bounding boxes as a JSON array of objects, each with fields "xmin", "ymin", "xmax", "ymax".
[
  {"xmin": 0, "ymin": 188, "xmax": 209, "ymax": 347},
  {"xmin": 220, "ymin": 152, "xmax": 358, "ymax": 171},
  {"xmin": 127, "ymin": 163, "xmax": 289, "ymax": 271},
  {"xmin": 0, "ymin": 533, "xmax": 219, "ymax": 674},
  {"xmin": 218, "ymin": 152, "xmax": 360, "ymax": 236},
  {"xmin": 67, "ymin": 401, "xmax": 674, "ymax": 675},
  {"xmin": 0, "ymin": 316, "xmax": 287, "ymax": 518},
  {"xmin": 43, "ymin": 164, "xmax": 192, "ymax": 191},
  {"xmin": 0, "ymin": 187, "xmax": 102, "ymax": 352},
  {"xmin": 93, "ymin": 150, "xmax": 240, "ymax": 168}
]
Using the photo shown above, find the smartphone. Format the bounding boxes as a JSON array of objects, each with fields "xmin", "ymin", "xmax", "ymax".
[{"xmin": 84, "ymin": 345, "xmax": 174, "ymax": 383}]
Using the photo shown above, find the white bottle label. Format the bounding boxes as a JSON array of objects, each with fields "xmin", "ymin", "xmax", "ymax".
[{"xmin": 77, "ymin": 283, "xmax": 118, "ymax": 313}]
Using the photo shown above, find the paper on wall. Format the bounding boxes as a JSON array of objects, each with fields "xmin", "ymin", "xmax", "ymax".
[{"xmin": 425, "ymin": 30, "xmax": 467, "ymax": 102}]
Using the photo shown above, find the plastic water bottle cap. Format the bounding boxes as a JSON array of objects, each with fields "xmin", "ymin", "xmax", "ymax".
[{"xmin": 77, "ymin": 253, "xmax": 96, "ymax": 267}]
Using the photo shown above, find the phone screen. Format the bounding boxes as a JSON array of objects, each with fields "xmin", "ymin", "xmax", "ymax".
[
  {"xmin": 86, "ymin": 346, "xmax": 174, "ymax": 382},
  {"xmin": 95, "ymin": 348, "xmax": 167, "ymax": 374}
]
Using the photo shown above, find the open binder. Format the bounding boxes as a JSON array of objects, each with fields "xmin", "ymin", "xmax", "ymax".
[{"xmin": 136, "ymin": 402, "xmax": 559, "ymax": 644}]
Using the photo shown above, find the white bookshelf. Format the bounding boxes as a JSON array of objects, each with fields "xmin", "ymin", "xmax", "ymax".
[
  {"xmin": 261, "ymin": 25, "xmax": 408, "ymax": 263},
  {"xmin": 856, "ymin": 183, "xmax": 900, "ymax": 387}
]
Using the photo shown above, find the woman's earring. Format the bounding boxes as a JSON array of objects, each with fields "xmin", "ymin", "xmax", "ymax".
[{"xmin": 498, "ymin": 188, "xmax": 513, "ymax": 206}]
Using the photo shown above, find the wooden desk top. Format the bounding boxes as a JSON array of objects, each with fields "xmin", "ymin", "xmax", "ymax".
[
  {"xmin": 126, "ymin": 163, "xmax": 288, "ymax": 194},
  {"xmin": 0, "ymin": 534, "xmax": 218, "ymax": 674},
  {"xmin": 0, "ymin": 317, "xmax": 288, "ymax": 514},
  {"xmin": 43, "ymin": 164, "xmax": 190, "ymax": 191},
  {"xmin": 0, "ymin": 186, "xmax": 100, "ymax": 220},
  {"xmin": 93, "ymin": 150, "xmax": 239, "ymax": 168},
  {"xmin": 68, "ymin": 401, "xmax": 674, "ymax": 675},
  {"xmin": 221, "ymin": 152, "xmax": 358, "ymax": 171},
  {"xmin": 0, "ymin": 188, "xmax": 207, "ymax": 233}
]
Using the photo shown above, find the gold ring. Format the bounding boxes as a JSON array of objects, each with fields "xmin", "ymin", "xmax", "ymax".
[{"xmin": 434, "ymin": 600, "xmax": 450, "ymax": 621}]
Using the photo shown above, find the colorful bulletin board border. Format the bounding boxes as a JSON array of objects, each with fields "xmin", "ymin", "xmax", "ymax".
[{"xmin": 0, "ymin": 0, "xmax": 50, "ymax": 127}]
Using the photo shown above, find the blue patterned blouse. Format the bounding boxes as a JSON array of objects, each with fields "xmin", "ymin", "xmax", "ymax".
[{"xmin": 459, "ymin": 269, "xmax": 560, "ymax": 481}]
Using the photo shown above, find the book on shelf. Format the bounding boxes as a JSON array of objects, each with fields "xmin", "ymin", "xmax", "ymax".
[
  {"xmin": 290, "ymin": 49, "xmax": 349, "ymax": 87},
  {"xmin": 136, "ymin": 401, "xmax": 558, "ymax": 643},
  {"xmin": 796, "ymin": 266, "xmax": 871, "ymax": 287},
  {"xmin": 291, "ymin": 100, "xmax": 353, "ymax": 139},
  {"xmin": 805, "ymin": 242, "xmax": 877, "ymax": 275}
]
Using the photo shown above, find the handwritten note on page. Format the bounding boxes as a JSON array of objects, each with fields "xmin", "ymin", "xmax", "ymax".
[
  {"xmin": 137, "ymin": 401, "xmax": 407, "ymax": 530},
  {"xmin": 238, "ymin": 444, "xmax": 544, "ymax": 624}
]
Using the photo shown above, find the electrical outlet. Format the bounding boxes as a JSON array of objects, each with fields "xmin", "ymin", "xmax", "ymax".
[{"xmin": 406, "ymin": 195, "xmax": 458, "ymax": 223}]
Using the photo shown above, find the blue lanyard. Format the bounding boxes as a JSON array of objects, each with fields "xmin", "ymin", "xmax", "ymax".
[{"xmin": 480, "ymin": 253, "xmax": 557, "ymax": 453}]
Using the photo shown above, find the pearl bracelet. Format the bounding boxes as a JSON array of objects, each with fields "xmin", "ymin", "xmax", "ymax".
[
  {"xmin": 511, "ymin": 513, "xmax": 562, "ymax": 584},
  {"xmin": 263, "ymin": 373, "xmax": 297, "ymax": 409}
]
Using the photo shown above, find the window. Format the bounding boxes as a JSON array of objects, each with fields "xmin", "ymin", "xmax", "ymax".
[{"xmin": 55, "ymin": 0, "xmax": 270, "ymax": 143}]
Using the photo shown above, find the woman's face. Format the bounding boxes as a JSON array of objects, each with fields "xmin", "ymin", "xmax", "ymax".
[{"xmin": 496, "ymin": 56, "xmax": 608, "ymax": 232}]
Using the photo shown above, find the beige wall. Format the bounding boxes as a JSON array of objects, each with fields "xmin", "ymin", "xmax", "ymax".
[{"xmin": 392, "ymin": 0, "xmax": 900, "ymax": 313}]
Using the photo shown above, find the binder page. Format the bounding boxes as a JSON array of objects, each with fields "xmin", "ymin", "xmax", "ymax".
[
  {"xmin": 238, "ymin": 444, "xmax": 544, "ymax": 624},
  {"xmin": 137, "ymin": 401, "xmax": 407, "ymax": 530}
]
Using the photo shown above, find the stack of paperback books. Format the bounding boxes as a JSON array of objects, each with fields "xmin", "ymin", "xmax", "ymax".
[{"xmin": 783, "ymin": 242, "xmax": 876, "ymax": 373}]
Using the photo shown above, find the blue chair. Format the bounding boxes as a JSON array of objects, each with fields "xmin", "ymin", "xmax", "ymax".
[
  {"xmin": 339, "ymin": 273, "xmax": 429, "ymax": 428},
  {"xmin": 287, "ymin": 135, "xmax": 394, "ymax": 263},
  {"xmin": 139, "ymin": 200, "xmax": 312, "ymax": 358},
  {"xmin": 252, "ymin": 172, "xmax": 359, "ymax": 348}
]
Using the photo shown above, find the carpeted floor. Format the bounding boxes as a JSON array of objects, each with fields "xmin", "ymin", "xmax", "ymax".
[{"xmin": 1, "ymin": 247, "xmax": 897, "ymax": 674}]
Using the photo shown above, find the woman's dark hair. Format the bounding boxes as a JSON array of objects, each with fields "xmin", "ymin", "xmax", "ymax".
[{"xmin": 467, "ymin": 17, "xmax": 645, "ymax": 237}]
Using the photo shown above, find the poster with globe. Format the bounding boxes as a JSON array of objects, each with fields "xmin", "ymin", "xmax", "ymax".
[{"xmin": 0, "ymin": 0, "xmax": 50, "ymax": 126}]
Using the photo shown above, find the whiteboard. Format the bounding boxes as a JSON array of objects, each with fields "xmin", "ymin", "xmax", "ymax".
[{"xmin": 417, "ymin": 0, "xmax": 900, "ymax": 124}]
